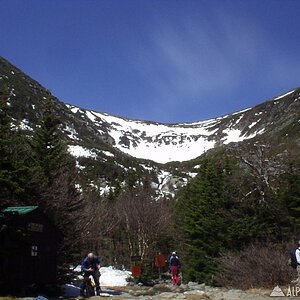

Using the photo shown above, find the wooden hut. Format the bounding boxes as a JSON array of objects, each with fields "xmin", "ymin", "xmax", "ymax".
[{"xmin": 0, "ymin": 206, "xmax": 60, "ymax": 292}]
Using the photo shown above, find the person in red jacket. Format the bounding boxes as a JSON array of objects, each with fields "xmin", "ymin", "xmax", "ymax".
[{"xmin": 155, "ymin": 252, "xmax": 166, "ymax": 280}]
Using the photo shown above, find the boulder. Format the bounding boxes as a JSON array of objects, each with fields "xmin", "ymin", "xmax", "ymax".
[
  {"xmin": 185, "ymin": 282, "xmax": 205, "ymax": 291},
  {"xmin": 153, "ymin": 283, "xmax": 173, "ymax": 292},
  {"xmin": 184, "ymin": 290, "xmax": 206, "ymax": 295},
  {"xmin": 160, "ymin": 292, "xmax": 182, "ymax": 298},
  {"xmin": 129, "ymin": 287, "xmax": 156, "ymax": 297},
  {"xmin": 188, "ymin": 282, "xmax": 199, "ymax": 287}
]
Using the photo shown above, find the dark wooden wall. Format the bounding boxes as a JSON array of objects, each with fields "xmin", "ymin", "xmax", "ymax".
[{"xmin": 0, "ymin": 209, "xmax": 59, "ymax": 292}]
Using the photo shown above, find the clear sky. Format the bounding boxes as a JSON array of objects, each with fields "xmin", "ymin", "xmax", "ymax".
[{"xmin": 1, "ymin": 0, "xmax": 300, "ymax": 123}]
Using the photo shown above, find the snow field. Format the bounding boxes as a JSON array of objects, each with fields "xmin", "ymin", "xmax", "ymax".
[
  {"xmin": 61, "ymin": 266, "xmax": 131, "ymax": 297},
  {"xmin": 100, "ymin": 266, "xmax": 131, "ymax": 287},
  {"xmin": 68, "ymin": 145, "xmax": 97, "ymax": 159},
  {"xmin": 65, "ymin": 94, "xmax": 286, "ymax": 163}
]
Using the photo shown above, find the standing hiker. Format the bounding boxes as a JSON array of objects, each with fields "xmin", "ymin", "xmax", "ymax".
[
  {"xmin": 155, "ymin": 251, "xmax": 166, "ymax": 280},
  {"xmin": 169, "ymin": 251, "xmax": 181, "ymax": 285},
  {"xmin": 296, "ymin": 241, "xmax": 300, "ymax": 279},
  {"xmin": 80, "ymin": 252, "xmax": 101, "ymax": 296}
]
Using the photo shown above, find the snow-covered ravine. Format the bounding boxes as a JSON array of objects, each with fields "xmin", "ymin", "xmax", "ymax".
[
  {"xmin": 66, "ymin": 89, "xmax": 295, "ymax": 164},
  {"xmin": 66, "ymin": 108, "xmax": 263, "ymax": 164}
]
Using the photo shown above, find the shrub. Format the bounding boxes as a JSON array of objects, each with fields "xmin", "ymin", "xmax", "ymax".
[{"xmin": 215, "ymin": 242, "xmax": 295, "ymax": 289}]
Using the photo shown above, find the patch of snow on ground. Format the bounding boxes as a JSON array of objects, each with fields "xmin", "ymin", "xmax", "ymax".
[
  {"xmin": 68, "ymin": 145, "xmax": 97, "ymax": 158},
  {"xmin": 65, "ymin": 125, "xmax": 80, "ymax": 141},
  {"xmin": 114, "ymin": 161, "xmax": 129, "ymax": 171},
  {"xmin": 100, "ymin": 266, "xmax": 131, "ymax": 287},
  {"xmin": 76, "ymin": 161, "xmax": 85, "ymax": 170},
  {"xmin": 157, "ymin": 171, "xmax": 171, "ymax": 185},
  {"xmin": 68, "ymin": 105, "xmax": 80, "ymax": 114},
  {"xmin": 61, "ymin": 266, "xmax": 130, "ymax": 298},
  {"xmin": 243, "ymin": 127, "xmax": 265, "ymax": 139},
  {"xmin": 188, "ymin": 172, "xmax": 198, "ymax": 178},
  {"xmin": 19, "ymin": 119, "xmax": 33, "ymax": 131},
  {"xmin": 99, "ymin": 185, "xmax": 111, "ymax": 196},
  {"xmin": 86, "ymin": 111, "xmax": 97, "ymax": 122},
  {"xmin": 127, "ymin": 138, "xmax": 215, "ymax": 163},
  {"xmin": 235, "ymin": 114, "xmax": 244, "ymax": 125},
  {"xmin": 273, "ymin": 90, "xmax": 295, "ymax": 101},
  {"xmin": 74, "ymin": 183, "xmax": 83, "ymax": 193},
  {"xmin": 102, "ymin": 150, "xmax": 115, "ymax": 157},
  {"xmin": 89, "ymin": 181, "xmax": 116, "ymax": 196},
  {"xmin": 222, "ymin": 129, "xmax": 244, "ymax": 145},
  {"xmin": 248, "ymin": 120, "xmax": 260, "ymax": 129},
  {"xmin": 255, "ymin": 128, "xmax": 265, "ymax": 135},
  {"xmin": 141, "ymin": 164, "xmax": 154, "ymax": 171},
  {"xmin": 231, "ymin": 107, "xmax": 251, "ymax": 115}
]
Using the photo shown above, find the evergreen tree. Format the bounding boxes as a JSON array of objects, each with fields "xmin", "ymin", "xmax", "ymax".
[
  {"xmin": 176, "ymin": 158, "xmax": 235, "ymax": 283},
  {"xmin": 0, "ymin": 85, "xmax": 30, "ymax": 203},
  {"xmin": 0, "ymin": 85, "xmax": 14, "ymax": 200},
  {"xmin": 30, "ymin": 100, "xmax": 83, "ymax": 264},
  {"xmin": 30, "ymin": 100, "xmax": 67, "ymax": 186},
  {"xmin": 176, "ymin": 153, "xmax": 300, "ymax": 285},
  {"xmin": 278, "ymin": 163, "xmax": 300, "ymax": 235}
]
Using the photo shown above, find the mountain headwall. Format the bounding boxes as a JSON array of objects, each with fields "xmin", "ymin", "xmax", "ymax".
[
  {"xmin": 65, "ymin": 88, "xmax": 299, "ymax": 163},
  {"xmin": 1, "ymin": 55, "xmax": 300, "ymax": 166}
]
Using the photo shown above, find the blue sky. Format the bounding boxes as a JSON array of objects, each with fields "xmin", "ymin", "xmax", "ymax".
[{"xmin": 1, "ymin": 0, "xmax": 300, "ymax": 123}]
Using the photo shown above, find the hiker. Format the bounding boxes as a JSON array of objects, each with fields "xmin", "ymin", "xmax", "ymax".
[
  {"xmin": 169, "ymin": 251, "xmax": 180, "ymax": 285},
  {"xmin": 80, "ymin": 252, "xmax": 101, "ymax": 296},
  {"xmin": 296, "ymin": 241, "xmax": 300, "ymax": 279},
  {"xmin": 155, "ymin": 251, "xmax": 166, "ymax": 280}
]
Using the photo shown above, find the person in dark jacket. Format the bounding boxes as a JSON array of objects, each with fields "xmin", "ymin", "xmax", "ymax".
[
  {"xmin": 80, "ymin": 253, "xmax": 101, "ymax": 296},
  {"xmin": 169, "ymin": 251, "xmax": 181, "ymax": 285}
]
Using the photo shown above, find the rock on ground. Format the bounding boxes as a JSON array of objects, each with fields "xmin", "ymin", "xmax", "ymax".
[
  {"xmin": 15, "ymin": 283, "xmax": 273, "ymax": 299},
  {"xmin": 95, "ymin": 283, "xmax": 273, "ymax": 299}
]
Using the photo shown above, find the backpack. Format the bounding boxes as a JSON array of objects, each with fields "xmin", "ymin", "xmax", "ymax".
[
  {"xmin": 170, "ymin": 255, "xmax": 180, "ymax": 266},
  {"xmin": 289, "ymin": 248, "xmax": 299, "ymax": 269}
]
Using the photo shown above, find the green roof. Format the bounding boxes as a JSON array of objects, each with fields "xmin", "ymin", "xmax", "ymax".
[{"xmin": 2, "ymin": 206, "xmax": 39, "ymax": 215}]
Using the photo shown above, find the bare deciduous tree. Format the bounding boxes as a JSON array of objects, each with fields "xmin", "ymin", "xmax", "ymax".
[
  {"xmin": 116, "ymin": 188, "xmax": 172, "ymax": 261},
  {"xmin": 235, "ymin": 142, "xmax": 287, "ymax": 203},
  {"xmin": 78, "ymin": 190, "xmax": 118, "ymax": 259}
]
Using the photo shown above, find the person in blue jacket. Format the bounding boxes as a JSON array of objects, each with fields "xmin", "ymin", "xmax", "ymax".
[
  {"xmin": 80, "ymin": 252, "xmax": 101, "ymax": 296},
  {"xmin": 169, "ymin": 251, "xmax": 181, "ymax": 285}
]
